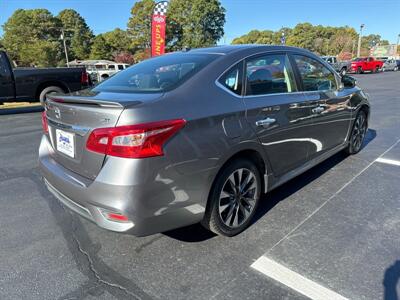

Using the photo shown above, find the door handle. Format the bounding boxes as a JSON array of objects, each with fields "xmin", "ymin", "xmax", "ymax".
[
  {"xmin": 255, "ymin": 117, "xmax": 276, "ymax": 127},
  {"xmin": 312, "ymin": 106, "xmax": 325, "ymax": 114}
]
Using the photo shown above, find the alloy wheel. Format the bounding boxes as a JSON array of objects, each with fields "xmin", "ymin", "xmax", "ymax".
[
  {"xmin": 351, "ymin": 113, "xmax": 367, "ymax": 152},
  {"xmin": 218, "ymin": 168, "xmax": 258, "ymax": 228}
]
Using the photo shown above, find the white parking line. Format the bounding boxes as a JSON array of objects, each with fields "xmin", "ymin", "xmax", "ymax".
[
  {"xmin": 251, "ymin": 256, "xmax": 348, "ymax": 300},
  {"xmin": 375, "ymin": 157, "xmax": 400, "ymax": 166}
]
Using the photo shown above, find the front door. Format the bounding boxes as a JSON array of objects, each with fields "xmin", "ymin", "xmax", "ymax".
[
  {"xmin": 291, "ymin": 54, "xmax": 352, "ymax": 159},
  {"xmin": 243, "ymin": 53, "xmax": 314, "ymax": 177}
]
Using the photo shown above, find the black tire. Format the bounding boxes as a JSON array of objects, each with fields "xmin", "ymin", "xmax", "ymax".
[
  {"xmin": 375, "ymin": 66, "xmax": 380, "ymax": 73},
  {"xmin": 345, "ymin": 110, "xmax": 368, "ymax": 155},
  {"xmin": 339, "ymin": 68, "xmax": 346, "ymax": 76},
  {"xmin": 356, "ymin": 67, "xmax": 362, "ymax": 74},
  {"xmin": 201, "ymin": 158, "xmax": 262, "ymax": 237},
  {"xmin": 39, "ymin": 86, "xmax": 64, "ymax": 105}
]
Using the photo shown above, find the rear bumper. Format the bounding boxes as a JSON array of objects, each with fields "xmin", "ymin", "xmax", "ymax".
[{"xmin": 38, "ymin": 135, "xmax": 214, "ymax": 236}]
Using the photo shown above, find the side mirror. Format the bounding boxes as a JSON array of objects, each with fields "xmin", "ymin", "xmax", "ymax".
[{"xmin": 341, "ymin": 75, "xmax": 356, "ymax": 88}]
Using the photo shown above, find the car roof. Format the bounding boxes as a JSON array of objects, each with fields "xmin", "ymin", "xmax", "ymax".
[{"xmin": 182, "ymin": 45, "xmax": 316, "ymax": 59}]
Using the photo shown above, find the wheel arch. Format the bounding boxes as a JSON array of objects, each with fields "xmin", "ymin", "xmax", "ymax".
[
  {"xmin": 35, "ymin": 81, "xmax": 69, "ymax": 100},
  {"xmin": 209, "ymin": 144, "xmax": 272, "ymax": 201}
]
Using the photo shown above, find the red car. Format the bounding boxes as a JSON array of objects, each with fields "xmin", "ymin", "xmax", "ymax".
[{"xmin": 350, "ymin": 57, "xmax": 383, "ymax": 74}]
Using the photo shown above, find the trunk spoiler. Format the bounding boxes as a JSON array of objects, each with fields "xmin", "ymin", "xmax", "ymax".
[{"xmin": 47, "ymin": 95, "xmax": 124, "ymax": 108}]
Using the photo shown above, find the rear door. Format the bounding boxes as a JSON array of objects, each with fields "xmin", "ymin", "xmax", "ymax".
[
  {"xmin": 291, "ymin": 54, "xmax": 352, "ymax": 159},
  {"xmin": 243, "ymin": 52, "xmax": 314, "ymax": 177},
  {"xmin": 0, "ymin": 52, "xmax": 15, "ymax": 101}
]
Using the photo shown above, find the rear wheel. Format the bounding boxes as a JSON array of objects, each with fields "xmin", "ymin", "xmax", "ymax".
[
  {"xmin": 339, "ymin": 68, "xmax": 347, "ymax": 76},
  {"xmin": 394, "ymin": 66, "xmax": 398, "ymax": 72},
  {"xmin": 202, "ymin": 158, "xmax": 261, "ymax": 236},
  {"xmin": 356, "ymin": 67, "xmax": 362, "ymax": 74},
  {"xmin": 345, "ymin": 110, "xmax": 368, "ymax": 154},
  {"xmin": 375, "ymin": 66, "xmax": 380, "ymax": 73},
  {"xmin": 39, "ymin": 86, "xmax": 64, "ymax": 106}
]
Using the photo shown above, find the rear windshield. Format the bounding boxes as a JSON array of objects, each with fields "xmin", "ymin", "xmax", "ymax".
[{"xmin": 93, "ymin": 53, "xmax": 219, "ymax": 93}]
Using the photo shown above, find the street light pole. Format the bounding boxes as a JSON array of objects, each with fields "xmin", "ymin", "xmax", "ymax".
[
  {"xmin": 61, "ymin": 28, "xmax": 70, "ymax": 67},
  {"xmin": 357, "ymin": 24, "xmax": 364, "ymax": 58}
]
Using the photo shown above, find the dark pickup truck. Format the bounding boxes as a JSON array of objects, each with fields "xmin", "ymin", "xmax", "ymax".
[{"xmin": 0, "ymin": 51, "xmax": 91, "ymax": 104}]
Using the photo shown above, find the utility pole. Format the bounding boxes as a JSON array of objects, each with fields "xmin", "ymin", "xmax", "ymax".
[
  {"xmin": 357, "ymin": 24, "xmax": 364, "ymax": 58},
  {"xmin": 61, "ymin": 28, "xmax": 70, "ymax": 67},
  {"xmin": 352, "ymin": 40, "xmax": 356, "ymax": 58}
]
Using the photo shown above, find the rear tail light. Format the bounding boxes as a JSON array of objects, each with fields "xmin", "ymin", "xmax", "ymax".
[
  {"xmin": 41, "ymin": 111, "xmax": 49, "ymax": 133},
  {"xmin": 81, "ymin": 72, "xmax": 90, "ymax": 85},
  {"xmin": 86, "ymin": 119, "xmax": 186, "ymax": 158}
]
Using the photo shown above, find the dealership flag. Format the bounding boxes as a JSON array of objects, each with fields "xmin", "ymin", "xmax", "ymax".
[{"xmin": 151, "ymin": 1, "xmax": 169, "ymax": 57}]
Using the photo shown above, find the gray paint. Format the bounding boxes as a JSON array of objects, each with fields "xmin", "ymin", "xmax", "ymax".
[{"xmin": 39, "ymin": 45, "xmax": 370, "ymax": 236}]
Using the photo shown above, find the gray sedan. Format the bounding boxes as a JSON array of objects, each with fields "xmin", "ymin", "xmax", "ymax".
[{"xmin": 39, "ymin": 45, "xmax": 370, "ymax": 237}]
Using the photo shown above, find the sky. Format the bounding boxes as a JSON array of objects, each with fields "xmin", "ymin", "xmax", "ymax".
[{"xmin": 1, "ymin": 0, "xmax": 400, "ymax": 44}]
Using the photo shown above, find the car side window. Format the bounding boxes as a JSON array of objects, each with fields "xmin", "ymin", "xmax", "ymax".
[
  {"xmin": 245, "ymin": 54, "xmax": 297, "ymax": 96},
  {"xmin": 293, "ymin": 55, "xmax": 337, "ymax": 91},
  {"xmin": 0, "ymin": 53, "xmax": 9, "ymax": 77},
  {"xmin": 218, "ymin": 63, "xmax": 243, "ymax": 96}
]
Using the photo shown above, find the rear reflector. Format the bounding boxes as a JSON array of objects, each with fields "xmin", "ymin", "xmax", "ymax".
[
  {"xmin": 41, "ymin": 111, "xmax": 49, "ymax": 133},
  {"xmin": 100, "ymin": 209, "xmax": 130, "ymax": 223},
  {"xmin": 86, "ymin": 119, "xmax": 186, "ymax": 158}
]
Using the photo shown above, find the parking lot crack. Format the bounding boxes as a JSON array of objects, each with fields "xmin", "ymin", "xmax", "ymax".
[{"xmin": 69, "ymin": 213, "xmax": 143, "ymax": 299}]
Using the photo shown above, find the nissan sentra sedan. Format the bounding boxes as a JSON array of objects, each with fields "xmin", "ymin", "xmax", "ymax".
[{"xmin": 39, "ymin": 45, "xmax": 370, "ymax": 237}]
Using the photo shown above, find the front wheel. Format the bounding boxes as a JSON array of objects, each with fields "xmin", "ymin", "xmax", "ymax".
[
  {"xmin": 340, "ymin": 68, "xmax": 347, "ymax": 76},
  {"xmin": 394, "ymin": 66, "xmax": 398, "ymax": 72},
  {"xmin": 356, "ymin": 67, "xmax": 362, "ymax": 74},
  {"xmin": 201, "ymin": 158, "xmax": 262, "ymax": 237},
  {"xmin": 345, "ymin": 110, "xmax": 368, "ymax": 154}
]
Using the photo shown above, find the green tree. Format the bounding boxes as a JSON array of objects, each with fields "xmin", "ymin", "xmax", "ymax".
[
  {"xmin": 127, "ymin": 0, "xmax": 155, "ymax": 51},
  {"xmin": 103, "ymin": 28, "xmax": 132, "ymax": 54},
  {"xmin": 166, "ymin": 0, "xmax": 225, "ymax": 50},
  {"xmin": 2, "ymin": 9, "xmax": 62, "ymax": 65},
  {"xmin": 19, "ymin": 40, "xmax": 60, "ymax": 67},
  {"xmin": 127, "ymin": 0, "xmax": 226, "ymax": 54},
  {"xmin": 57, "ymin": 9, "xmax": 94, "ymax": 60},
  {"xmin": 90, "ymin": 35, "xmax": 112, "ymax": 60}
]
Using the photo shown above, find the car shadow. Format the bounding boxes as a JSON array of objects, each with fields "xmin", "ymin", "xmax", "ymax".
[
  {"xmin": 164, "ymin": 128, "xmax": 376, "ymax": 243},
  {"xmin": 383, "ymin": 260, "xmax": 400, "ymax": 300}
]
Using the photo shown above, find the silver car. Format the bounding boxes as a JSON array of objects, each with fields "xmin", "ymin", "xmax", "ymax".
[
  {"xmin": 382, "ymin": 59, "xmax": 399, "ymax": 72},
  {"xmin": 39, "ymin": 45, "xmax": 370, "ymax": 237}
]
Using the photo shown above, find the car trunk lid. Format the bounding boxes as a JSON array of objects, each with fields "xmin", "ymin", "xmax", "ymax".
[{"xmin": 45, "ymin": 92, "xmax": 162, "ymax": 179}]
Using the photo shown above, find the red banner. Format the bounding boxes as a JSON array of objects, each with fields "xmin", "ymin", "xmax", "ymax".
[{"xmin": 151, "ymin": 1, "xmax": 169, "ymax": 57}]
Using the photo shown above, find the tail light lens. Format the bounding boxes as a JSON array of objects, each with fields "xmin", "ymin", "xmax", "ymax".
[
  {"xmin": 86, "ymin": 119, "xmax": 186, "ymax": 158},
  {"xmin": 81, "ymin": 72, "xmax": 90, "ymax": 85},
  {"xmin": 41, "ymin": 111, "xmax": 49, "ymax": 133}
]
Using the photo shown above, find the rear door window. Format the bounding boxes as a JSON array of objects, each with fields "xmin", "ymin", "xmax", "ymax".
[
  {"xmin": 245, "ymin": 54, "xmax": 297, "ymax": 96},
  {"xmin": 218, "ymin": 62, "xmax": 243, "ymax": 96},
  {"xmin": 293, "ymin": 55, "xmax": 337, "ymax": 91}
]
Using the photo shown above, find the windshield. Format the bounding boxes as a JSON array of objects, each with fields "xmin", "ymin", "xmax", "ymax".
[{"xmin": 93, "ymin": 53, "xmax": 219, "ymax": 93}]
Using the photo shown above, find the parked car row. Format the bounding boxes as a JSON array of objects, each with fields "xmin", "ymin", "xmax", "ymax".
[{"xmin": 322, "ymin": 55, "xmax": 399, "ymax": 75}]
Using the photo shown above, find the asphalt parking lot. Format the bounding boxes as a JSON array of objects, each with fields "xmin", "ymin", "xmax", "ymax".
[{"xmin": 0, "ymin": 71, "xmax": 399, "ymax": 300}]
